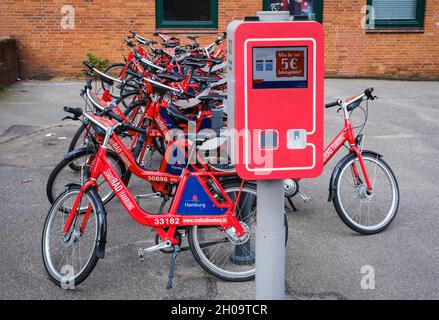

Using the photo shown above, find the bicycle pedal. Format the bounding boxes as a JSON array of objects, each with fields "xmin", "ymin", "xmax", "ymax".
[
  {"xmin": 298, "ymin": 190, "xmax": 312, "ymax": 203},
  {"xmin": 135, "ymin": 192, "xmax": 161, "ymax": 202},
  {"xmin": 138, "ymin": 248, "xmax": 145, "ymax": 262}
]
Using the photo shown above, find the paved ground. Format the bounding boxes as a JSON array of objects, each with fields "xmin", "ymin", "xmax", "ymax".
[{"xmin": 0, "ymin": 79, "xmax": 438, "ymax": 300}]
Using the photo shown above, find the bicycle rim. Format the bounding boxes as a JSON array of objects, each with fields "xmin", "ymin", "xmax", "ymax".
[
  {"xmin": 103, "ymin": 64, "xmax": 126, "ymax": 99},
  {"xmin": 42, "ymin": 189, "xmax": 98, "ymax": 284},
  {"xmin": 189, "ymin": 185, "xmax": 257, "ymax": 281},
  {"xmin": 336, "ymin": 155, "xmax": 398, "ymax": 232}
]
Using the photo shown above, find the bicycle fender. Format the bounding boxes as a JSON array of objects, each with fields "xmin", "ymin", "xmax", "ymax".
[
  {"xmin": 219, "ymin": 176, "xmax": 258, "ymax": 190},
  {"xmin": 327, "ymin": 150, "xmax": 383, "ymax": 202},
  {"xmin": 64, "ymin": 182, "xmax": 108, "ymax": 259},
  {"xmin": 88, "ymin": 187, "xmax": 108, "ymax": 259},
  {"xmin": 63, "ymin": 147, "xmax": 121, "ymax": 166}
]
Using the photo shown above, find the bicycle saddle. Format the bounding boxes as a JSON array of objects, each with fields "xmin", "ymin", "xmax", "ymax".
[
  {"xmin": 162, "ymin": 41, "xmax": 180, "ymax": 48},
  {"xmin": 191, "ymin": 75, "xmax": 218, "ymax": 83},
  {"xmin": 186, "ymin": 57, "xmax": 205, "ymax": 63},
  {"xmin": 183, "ymin": 60, "xmax": 206, "ymax": 68},
  {"xmin": 156, "ymin": 72, "xmax": 185, "ymax": 83},
  {"xmin": 198, "ymin": 94, "xmax": 226, "ymax": 103},
  {"xmin": 205, "ymin": 57, "xmax": 224, "ymax": 65},
  {"xmin": 167, "ymin": 104, "xmax": 192, "ymax": 124},
  {"xmin": 187, "ymin": 35, "xmax": 199, "ymax": 41}
]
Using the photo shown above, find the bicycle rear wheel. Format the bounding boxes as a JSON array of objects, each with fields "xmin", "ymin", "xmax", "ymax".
[
  {"xmin": 46, "ymin": 147, "xmax": 127, "ymax": 205},
  {"xmin": 333, "ymin": 152, "xmax": 399, "ymax": 234},
  {"xmin": 103, "ymin": 63, "xmax": 126, "ymax": 99},
  {"xmin": 67, "ymin": 123, "xmax": 95, "ymax": 170},
  {"xmin": 188, "ymin": 180, "xmax": 288, "ymax": 282}
]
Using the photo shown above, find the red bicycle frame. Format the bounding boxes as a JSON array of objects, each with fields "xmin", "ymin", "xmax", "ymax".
[
  {"xmin": 63, "ymin": 115, "xmax": 244, "ymax": 245},
  {"xmin": 322, "ymin": 107, "xmax": 373, "ymax": 191}
]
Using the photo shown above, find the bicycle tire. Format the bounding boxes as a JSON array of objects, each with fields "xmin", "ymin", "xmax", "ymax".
[
  {"xmin": 103, "ymin": 63, "xmax": 126, "ymax": 99},
  {"xmin": 67, "ymin": 123, "xmax": 95, "ymax": 170},
  {"xmin": 188, "ymin": 179, "xmax": 288, "ymax": 282},
  {"xmin": 42, "ymin": 185, "xmax": 104, "ymax": 287},
  {"xmin": 46, "ymin": 147, "xmax": 127, "ymax": 205},
  {"xmin": 332, "ymin": 152, "xmax": 399, "ymax": 235}
]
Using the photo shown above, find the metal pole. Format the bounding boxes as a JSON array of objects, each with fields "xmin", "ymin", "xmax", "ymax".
[
  {"xmin": 256, "ymin": 179, "xmax": 285, "ymax": 300},
  {"xmin": 252, "ymin": 10, "xmax": 290, "ymax": 301}
]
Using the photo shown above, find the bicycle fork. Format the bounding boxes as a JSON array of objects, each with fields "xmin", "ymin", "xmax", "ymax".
[
  {"xmin": 351, "ymin": 146, "xmax": 373, "ymax": 193},
  {"xmin": 63, "ymin": 180, "xmax": 97, "ymax": 236}
]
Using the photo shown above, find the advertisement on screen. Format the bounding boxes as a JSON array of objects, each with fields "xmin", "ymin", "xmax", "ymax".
[{"xmin": 253, "ymin": 46, "xmax": 308, "ymax": 89}]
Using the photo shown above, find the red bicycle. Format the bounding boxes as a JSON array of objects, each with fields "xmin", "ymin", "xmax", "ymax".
[
  {"xmin": 286, "ymin": 88, "xmax": 399, "ymax": 234},
  {"xmin": 103, "ymin": 32, "xmax": 226, "ymax": 99},
  {"xmin": 42, "ymin": 105, "xmax": 288, "ymax": 288}
]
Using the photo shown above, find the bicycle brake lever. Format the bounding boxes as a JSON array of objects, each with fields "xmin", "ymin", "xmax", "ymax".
[{"xmin": 337, "ymin": 107, "xmax": 342, "ymax": 113}]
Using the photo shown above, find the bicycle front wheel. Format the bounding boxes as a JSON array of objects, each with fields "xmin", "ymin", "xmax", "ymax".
[
  {"xmin": 333, "ymin": 152, "xmax": 399, "ymax": 235},
  {"xmin": 42, "ymin": 186, "xmax": 102, "ymax": 287}
]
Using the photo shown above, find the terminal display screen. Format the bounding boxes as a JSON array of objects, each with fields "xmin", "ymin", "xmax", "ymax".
[{"xmin": 252, "ymin": 46, "xmax": 308, "ymax": 89}]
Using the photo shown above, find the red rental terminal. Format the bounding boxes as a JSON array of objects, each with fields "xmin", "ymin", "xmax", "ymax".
[{"xmin": 227, "ymin": 19, "xmax": 324, "ymax": 180}]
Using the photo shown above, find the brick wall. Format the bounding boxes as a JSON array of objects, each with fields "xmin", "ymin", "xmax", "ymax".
[
  {"xmin": 0, "ymin": 0, "xmax": 438, "ymax": 79},
  {"xmin": 0, "ymin": 37, "xmax": 18, "ymax": 85},
  {"xmin": 324, "ymin": 0, "xmax": 439, "ymax": 79}
]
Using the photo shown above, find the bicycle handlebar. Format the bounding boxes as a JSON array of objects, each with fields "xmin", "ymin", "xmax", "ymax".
[
  {"xmin": 124, "ymin": 66, "xmax": 183, "ymax": 95},
  {"xmin": 83, "ymin": 60, "xmax": 94, "ymax": 70},
  {"xmin": 63, "ymin": 106, "xmax": 83, "ymax": 118},
  {"xmin": 103, "ymin": 107, "xmax": 124, "ymax": 123},
  {"xmin": 126, "ymin": 68, "xmax": 144, "ymax": 80},
  {"xmin": 125, "ymin": 37, "xmax": 135, "ymax": 48},
  {"xmin": 326, "ymin": 87, "xmax": 376, "ymax": 109},
  {"xmin": 120, "ymin": 122, "xmax": 147, "ymax": 134},
  {"xmin": 364, "ymin": 87, "xmax": 376, "ymax": 100},
  {"xmin": 215, "ymin": 32, "xmax": 227, "ymax": 44},
  {"xmin": 325, "ymin": 99, "xmax": 342, "ymax": 108},
  {"xmin": 133, "ymin": 51, "xmax": 165, "ymax": 71},
  {"xmin": 82, "ymin": 61, "xmax": 124, "ymax": 86},
  {"xmin": 65, "ymin": 99, "xmax": 124, "ymax": 125}
]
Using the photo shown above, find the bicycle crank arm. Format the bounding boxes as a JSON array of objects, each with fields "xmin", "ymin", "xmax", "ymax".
[{"xmin": 138, "ymin": 240, "xmax": 172, "ymax": 261}]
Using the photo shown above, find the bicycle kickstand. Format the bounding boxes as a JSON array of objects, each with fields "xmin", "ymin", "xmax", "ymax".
[
  {"xmin": 166, "ymin": 245, "xmax": 181, "ymax": 289},
  {"xmin": 287, "ymin": 197, "xmax": 298, "ymax": 212}
]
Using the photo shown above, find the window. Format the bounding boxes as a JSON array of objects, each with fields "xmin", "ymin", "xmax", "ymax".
[
  {"xmin": 263, "ymin": 0, "xmax": 323, "ymax": 23},
  {"xmin": 156, "ymin": 0, "xmax": 218, "ymax": 29},
  {"xmin": 366, "ymin": 0, "xmax": 425, "ymax": 28}
]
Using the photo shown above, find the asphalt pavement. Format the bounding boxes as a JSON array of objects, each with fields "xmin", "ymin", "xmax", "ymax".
[{"xmin": 0, "ymin": 79, "xmax": 438, "ymax": 299}]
